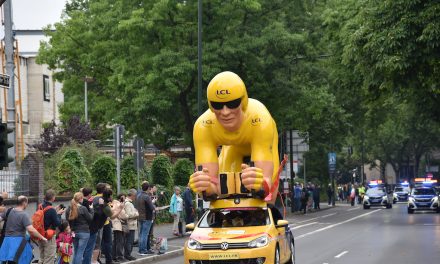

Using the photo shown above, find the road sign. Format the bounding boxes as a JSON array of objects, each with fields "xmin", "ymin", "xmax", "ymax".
[
  {"xmin": 328, "ymin": 152, "xmax": 336, "ymax": 173},
  {"xmin": 0, "ymin": 74, "xmax": 10, "ymax": 89}
]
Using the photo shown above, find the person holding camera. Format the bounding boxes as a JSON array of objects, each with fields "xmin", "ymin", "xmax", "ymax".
[{"xmin": 38, "ymin": 189, "xmax": 66, "ymax": 264}]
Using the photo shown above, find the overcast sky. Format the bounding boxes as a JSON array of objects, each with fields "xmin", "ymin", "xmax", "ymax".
[{"xmin": 12, "ymin": 0, "xmax": 66, "ymax": 30}]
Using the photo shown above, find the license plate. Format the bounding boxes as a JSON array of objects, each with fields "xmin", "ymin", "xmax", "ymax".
[
  {"xmin": 418, "ymin": 203, "xmax": 430, "ymax": 206},
  {"xmin": 209, "ymin": 252, "xmax": 240, "ymax": 260}
]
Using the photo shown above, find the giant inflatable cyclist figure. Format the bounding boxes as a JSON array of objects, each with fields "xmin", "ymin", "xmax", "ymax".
[{"xmin": 189, "ymin": 71, "xmax": 280, "ymax": 204}]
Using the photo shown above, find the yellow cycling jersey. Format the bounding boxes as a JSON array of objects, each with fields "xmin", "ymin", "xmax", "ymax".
[{"xmin": 194, "ymin": 98, "xmax": 279, "ymax": 185}]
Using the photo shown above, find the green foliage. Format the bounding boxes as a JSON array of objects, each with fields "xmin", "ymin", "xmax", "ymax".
[
  {"xmin": 90, "ymin": 156, "xmax": 116, "ymax": 188},
  {"xmin": 172, "ymin": 158, "xmax": 193, "ymax": 186},
  {"xmin": 56, "ymin": 149, "xmax": 91, "ymax": 193},
  {"xmin": 151, "ymin": 155, "xmax": 173, "ymax": 188},
  {"xmin": 121, "ymin": 156, "xmax": 137, "ymax": 190},
  {"xmin": 43, "ymin": 142, "xmax": 101, "ymax": 191},
  {"xmin": 37, "ymin": 0, "xmax": 344, "ymax": 150}
]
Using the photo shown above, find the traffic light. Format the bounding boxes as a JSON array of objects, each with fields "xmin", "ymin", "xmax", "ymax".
[{"xmin": 0, "ymin": 122, "xmax": 14, "ymax": 169}]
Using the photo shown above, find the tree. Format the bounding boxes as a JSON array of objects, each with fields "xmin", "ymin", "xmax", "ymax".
[
  {"xmin": 151, "ymin": 155, "xmax": 172, "ymax": 188},
  {"xmin": 90, "ymin": 155, "xmax": 117, "ymax": 188},
  {"xmin": 342, "ymin": 0, "xmax": 440, "ymax": 123},
  {"xmin": 37, "ymin": 0, "xmax": 343, "ymax": 150},
  {"xmin": 172, "ymin": 158, "xmax": 194, "ymax": 186},
  {"xmin": 32, "ymin": 116, "xmax": 98, "ymax": 154},
  {"xmin": 121, "ymin": 156, "xmax": 138, "ymax": 190},
  {"xmin": 56, "ymin": 149, "xmax": 91, "ymax": 193}
]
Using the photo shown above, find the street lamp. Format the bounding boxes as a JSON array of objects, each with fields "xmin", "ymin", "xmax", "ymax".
[{"xmin": 84, "ymin": 76, "xmax": 94, "ymax": 123}]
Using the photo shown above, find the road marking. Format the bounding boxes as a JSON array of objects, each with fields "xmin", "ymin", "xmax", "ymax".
[
  {"xmin": 296, "ymin": 217, "xmax": 320, "ymax": 224},
  {"xmin": 320, "ymin": 213, "xmax": 336, "ymax": 218},
  {"xmin": 335, "ymin": 251, "xmax": 348, "ymax": 258},
  {"xmin": 296, "ymin": 209, "xmax": 381, "ymax": 240},
  {"xmin": 291, "ymin": 222, "xmax": 318, "ymax": 230},
  {"xmin": 347, "ymin": 207, "xmax": 360, "ymax": 211}
]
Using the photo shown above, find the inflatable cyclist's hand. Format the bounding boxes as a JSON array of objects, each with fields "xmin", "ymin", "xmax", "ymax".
[
  {"xmin": 241, "ymin": 164, "xmax": 264, "ymax": 191},
  {"xmin": 189, "ymin": 168, "xmax": 211, "ymax": 193}
]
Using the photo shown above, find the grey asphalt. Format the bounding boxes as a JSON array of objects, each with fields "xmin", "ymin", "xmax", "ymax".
[{"xmin": 148, "ymin": 203, "xmax": 440, "ymax": 264}]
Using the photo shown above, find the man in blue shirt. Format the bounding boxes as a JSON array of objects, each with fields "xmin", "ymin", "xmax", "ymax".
[{"xmin": 294, "ymin": 183, "xmax": 302, "ymax": 212}]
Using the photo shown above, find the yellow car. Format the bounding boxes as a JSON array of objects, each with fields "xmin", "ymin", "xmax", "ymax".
[{"xmin": 184, "ymin": 198, "xmax": 295, "ymax": 264}]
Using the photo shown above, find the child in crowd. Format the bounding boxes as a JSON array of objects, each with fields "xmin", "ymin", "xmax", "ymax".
[{"xmin": 56, "ymin": 220, "xmax": 73, "ymax": 264}]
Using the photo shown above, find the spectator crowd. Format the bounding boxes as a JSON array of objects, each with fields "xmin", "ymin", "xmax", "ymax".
[{"xmin": 0, "ymin": 180, "xmax": 194, "ymax": 264}]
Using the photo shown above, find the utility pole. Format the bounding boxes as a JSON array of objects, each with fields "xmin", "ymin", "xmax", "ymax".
[
  {"xmin": 84, "ymin": 80, "xmax": 88, "ymax": 123},
  {"xmin": 197, "ymin": 0, "xmax": 202, "ymax": 116},
  {"xmin": 361, "ymin": 131, "xmax": 365, "ymax": 184},
  {"xmin": 4, "ymin": 0, "xmax": 16, "ymax": 167},
  {"xmin": 114, "ymin": 125, "xmax": 124, "ymax": 194}
]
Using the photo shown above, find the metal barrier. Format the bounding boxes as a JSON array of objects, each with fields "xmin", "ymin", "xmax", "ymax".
[{"xmin": 0, "ymin": 165, "xmax": 29, "ymax": 197}]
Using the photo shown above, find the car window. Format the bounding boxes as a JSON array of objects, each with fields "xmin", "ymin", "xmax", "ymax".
[
  {"xmin": 198, "ymin": 208, "xmax": 269, "ymax": 228},
  {"xmin": 412, "ymin": 188, "xmax": 436, "ymax": 195},
  {"xmin": 366, "ymin": 188, "xmax": 385, "ymax": 196}
]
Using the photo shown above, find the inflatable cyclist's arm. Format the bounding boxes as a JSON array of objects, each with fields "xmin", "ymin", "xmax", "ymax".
[
  {"xmin": 190, "ymin": 123, "xmax": 220, "ymax": 196},
  {"xmin": 250, "ymin": 119, "xmax": 279, "ymax": 198}
]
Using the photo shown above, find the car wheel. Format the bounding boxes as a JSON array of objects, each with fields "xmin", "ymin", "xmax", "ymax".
[
  {"xmin": 286, "ymin": 240, "xmax": 295, "ymax": 264},
  {"xmin": 363, "ymin": 204, "xmax": 370, "ymax": 209},
  {"xmin": 386, "ymin": 204, "xmax": 392, "ymax": 209},
  {"xmin": 393, "ymin": 200, "xmax": 397, "ymax": 204},
  {"xmin": 275, "ymin": 245, "xmax": 280, "ymax": 264},
  {"xmin": 408, "ymin": 208, "xmax": 414, "ymax": 214}
]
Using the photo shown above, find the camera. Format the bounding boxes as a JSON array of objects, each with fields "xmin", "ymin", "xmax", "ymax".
[{"xmin": 59, "ymin": 204, "xmax": 65, "ymax": 209}]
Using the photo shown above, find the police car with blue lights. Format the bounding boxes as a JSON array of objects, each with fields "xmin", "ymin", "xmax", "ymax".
[
  {"xmin": 363, "ymin": 181, "xmax": 392, "ymax": 209},
  {"xmin": 407, "ymin": 180, "xmax": 440, "ymax": 214},
  {"xmin": 393, "ymin": 182, "xmax": 411, "ymax": 203}
]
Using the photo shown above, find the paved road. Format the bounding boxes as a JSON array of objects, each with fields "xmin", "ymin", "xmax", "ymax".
[{"xmin": 148, "ymin": 203, "xmax": 440, "ymax": 264}]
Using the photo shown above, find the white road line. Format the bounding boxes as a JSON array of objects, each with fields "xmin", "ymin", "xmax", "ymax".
[
  {"xmin": 347, "ymin": 207, "xmax": 360, "ymax": 211},
  {"xmin": 291, "ymin": 222, "xmax": 318, "ymax": 230},
  {"xmin": 320, "ymin": 213, "xmax": 336, "ymax": 218},
  {"xmin": 335, "ymin": 251, "xmax": 349, "ymax": 258},
  {"xmin": 296, "ymin": 209, "xmax": 381, "ymax": 240},
  {"xmin": 296, "ymin": 217, "xmax": 320, "ymax": 224}
]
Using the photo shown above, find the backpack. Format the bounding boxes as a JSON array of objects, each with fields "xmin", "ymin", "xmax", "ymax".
[{"xmin": 32, "ymin": 204, "xmax": 54, "ymax": 240}]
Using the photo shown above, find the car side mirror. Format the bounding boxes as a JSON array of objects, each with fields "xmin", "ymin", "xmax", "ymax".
[
  {"xmin": 276, "ymin": 220, "xmax": 289, "ymax": 227},
  {"xmin": 186, "ymin": 223, "xmax": 195, "ymax": 231}
]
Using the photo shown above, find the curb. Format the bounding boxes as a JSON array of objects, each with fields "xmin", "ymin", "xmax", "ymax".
[{"xmin": 126, "ymin": 248, "xmax": 184, "ymax": 263}]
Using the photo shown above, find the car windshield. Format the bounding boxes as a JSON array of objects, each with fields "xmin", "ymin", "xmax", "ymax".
[
  {"xmin": 198, "ymin": 208, "xmax": 270, "ymax": 228},
  {"xmin": 412, "ymin": 188, "xmax": 436, "ymax": 195},
  {"xmin": 366, "ymin": 188, "xmax": 385, "ymax": 196}
]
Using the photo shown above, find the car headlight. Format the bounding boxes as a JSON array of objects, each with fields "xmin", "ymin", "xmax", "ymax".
[
  {"xmin": 363, "ymin": 195, "xmax": 369, "ymax": 200},
  {"xmin": 431, "ymin": 196, "xmax": 438, "ymax": 203},
  {"xmin": 248, "ymin": 235, "xmax": 269, "ymax": 248},
  {"xmin": 382, "ymin": 195, "xmax": 387, "ymax": 200},
  {"xmin": 409, "ymin": 197, "xmax": 415, "ymax": 202},
  {"xmin": 187, "ymin": 238, "xmax": 202, "ymax": 250}
]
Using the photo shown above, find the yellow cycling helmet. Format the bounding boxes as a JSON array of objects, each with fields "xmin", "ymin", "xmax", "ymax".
[{"xmin": 207, "ymin": 71, "xmax": 249, "ymax": 112}]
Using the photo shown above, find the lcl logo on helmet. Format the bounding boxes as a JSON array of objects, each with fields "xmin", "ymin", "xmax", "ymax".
[{"xmin": 216, "ymin": 89, "xmax": 230, "ymax": 99}]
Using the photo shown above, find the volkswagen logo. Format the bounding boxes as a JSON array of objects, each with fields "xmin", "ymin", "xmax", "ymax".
[{"xmin": 220, "ymin": 242, "xmax": 229, "ymax": 250}]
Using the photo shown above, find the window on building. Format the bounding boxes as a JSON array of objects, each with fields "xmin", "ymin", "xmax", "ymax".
[{"xmin": 43, "ymin": 75, "xmax": 50, "ymax": 101}]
